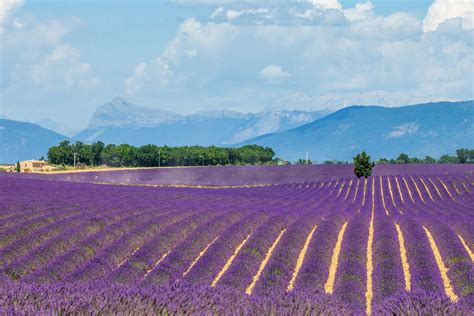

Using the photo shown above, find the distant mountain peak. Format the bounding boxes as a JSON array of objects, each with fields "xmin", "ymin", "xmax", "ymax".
[{"xmin": 87, "ymin": 97, "xmax": 183, "ymax": 129}]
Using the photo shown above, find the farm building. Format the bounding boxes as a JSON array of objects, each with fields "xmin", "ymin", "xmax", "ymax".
[
  {"xmin": 20, "ymin": 160, "xmax": 53, "ymax": 173},
  {"xmin": 0, "ymin": 164, "xmax": 15, "ymax": 172}
]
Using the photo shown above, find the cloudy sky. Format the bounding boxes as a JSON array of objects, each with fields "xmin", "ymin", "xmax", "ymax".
[{"xmin": 1, "ymin": 0, "xmax": 473, "ymax": 130}]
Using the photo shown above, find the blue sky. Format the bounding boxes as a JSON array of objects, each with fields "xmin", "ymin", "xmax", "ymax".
[{"xmin": 1, "ymin": 0, "xmax": 473, "ymax": 130}]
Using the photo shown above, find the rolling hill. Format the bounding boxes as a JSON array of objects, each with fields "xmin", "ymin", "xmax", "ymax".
[
  {"xmin": 0, "ymin": 119, "xmax": 70, "ymax": 163},
  {"xmin": 240, "ymin": 101, "xmax": 474, "ymax": 162}
]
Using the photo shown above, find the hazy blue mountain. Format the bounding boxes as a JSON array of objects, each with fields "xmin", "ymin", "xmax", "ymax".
[
  {"xmin": 88, "ymin": 97, "xmax": 183, "ymax": 129},
  {"xmin": 0, "ymin": 119, "xmax": 70, "ymax": 163},
  {"xmin": 76, "ymin": 97, "xmax": 184, "ymax": 142},
  {"xmin": 75, "ymin": 98, "xmax": 323, "ymax": 145},
  {"xmin": 226, "ymin": 110, "xmax": 325, "ymax": 144},
  {"xmin": 265, "ymin": 91, "xmax": 457, "ymax": 113},
  {"xmin": 35, "ymin": 118, "xmax": 81, "ymax": 137},
  {"xmin": 0, "ymin": 116, "xmax": 79, "ymax": 137},
  {"xmin": 240, "ymin": 101, "xmax": 474, "ymax": 162},
  {"xmin": 83, "ymin": 113, "xmax": 258, "ymax": 146}
]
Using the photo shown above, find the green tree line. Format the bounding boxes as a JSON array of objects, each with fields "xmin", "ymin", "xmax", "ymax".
[
  {"xmin": 291, "ymin": 148, "xmax": 474, "ymax": 165},
  {"xmin": 47, "ymin": 141, "xmax": 275, "ymax": 167},
  {"xmin": 377, "ymin": 149, "xmax": 474, "ymax": 164}
]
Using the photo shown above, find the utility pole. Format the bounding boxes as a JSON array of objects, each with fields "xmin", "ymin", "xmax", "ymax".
[
  {"xmin": 73, "ymin": 152, "xmax": 78, "ymax": 168},
  {"xmin": 305, "ymin": 151, "xmax": 309, "ymax": 165},
  {"xmin": 158, "ymin": 150, "xmax": 161, "ymax": 168}
]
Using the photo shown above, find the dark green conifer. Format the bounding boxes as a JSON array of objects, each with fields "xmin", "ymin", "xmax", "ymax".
[{"xmin": 353, "ymin": 151, "xmax": 374, "ymax": 178}]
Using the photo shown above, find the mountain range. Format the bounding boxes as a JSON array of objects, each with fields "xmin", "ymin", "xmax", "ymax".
[
  {"xmin": 75, "ymin": 91, "xmax": 453, "ymax": 146},
  {"xmin": 242, "ymin": 101, "xmax": 474, "ymax": 162},
  {"xmin": 0, "ymin": 96, "xmax": 472, "ymax": 163},
  {"xmin": 75, "ymin": 97, "xmax": 325, "ymax": 145},
  {"xmin": 263, "ymin": 91, "xmax": 456, "ymax": 112}
]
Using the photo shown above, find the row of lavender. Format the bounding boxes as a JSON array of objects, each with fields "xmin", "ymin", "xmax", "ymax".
[
  {"xmin": 5, "ymin": 163, "xmax": 473, "ymax": 186},
  {"xmin": 1, "ymin": 281, "xmax": 469, "ymax": 315},
  {"xmin": 0, "ymin": 172, "xmax": 473, "ymax": 314}
]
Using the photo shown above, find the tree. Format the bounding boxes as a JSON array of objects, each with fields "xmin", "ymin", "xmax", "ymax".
[
  {"xmin": 45, "ymin": 140, "xmax": 74, "ymax": 165},
  {"xmin": 456, "ymin": 149, "xmax": 467, "ymax": 163},
  {"xmin": 90, "ymin": 141, "xmax": 105, "ymax": 166},
  {"xmin": 397, "ymin": 153, "xmax": 410, "ymax": 164},
  {"xmin": 116, "ymin": 144, "xmax": 136, "ymax": 166},
  {"xmin": 438, "ymin": 154, "xmax": 457, "ymax": 164},
  {"xmin": 58, "ymin": 140, "xmax": 74, "ymax": 165},
  {"xmin": 353, "ymin": 151, "xmax": 374, "ymax": 178},
  {"xmin": 295, "ymin": 158, "xmax": 312, "ymax": 165},
  {"xmin": 101, "ymin": 144, "xmax": 121, "ymax": 167},
  {"xmin": 409, "ymin": 157, "xmax": 422, "ymax": 163},
  {"xmin": 422, "ymin": 156, "xmax": 436, "ymax": 164},
  {"xmin": 47, "ymin": 145, "xmax": 61, "ymax": 165},
  {"xmin": 16, "ymin": 161, "xmax": 21, "ymax": 172},
  {"xmin": 456, "ymin": 149, "xmax": 474, "ymax": 163}
]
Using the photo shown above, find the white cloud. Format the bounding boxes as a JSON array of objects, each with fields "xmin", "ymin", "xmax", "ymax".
[
  {"xmin": 307, "ymin": 0, "xmax": 342, "ymax": 10},
  {"xmin": 12, "ymin": 19, "xmax": 23, "ymax": 29},
  {"xmin": 292, "ymin": 9, "xmax": 315, "ymax": 20},
  {"xmin": 209, "ymin": 1, "xmax": 348, "ymax": 24},
  {"xmin": 211, "ymin": 6, "xmax": 224, "ymax": 19},
  {"xmin": 1, "ymin": 15, "xmax": 103, "ymax": 126},
  {"xmin": 259, "ymin": 64, "xmax": 291, "ymax": 80},
  {"xmin": 226, "ymin": 10, "xmax": 243, "ymax": 20},
  {"xmin": 185, "ymin": 49, "xmax": 198, "ymax": 58},
  {"xmin": 2, "ymin": 17, "xmax": 100, "ymax": 92},
  {"xmin": 423, "ymin": 0, "xmax": 474, "ymax": 32},
  {"xmin": 125, "ymin": 62, "xmax": 147, "ymax": 95},
  {"xmin": 125, "ymin": 59, "xmax": 173, "ymax": 95},
  {"xmin": 125, "ymin": 18, "xmax": 212, "ymax": 95},
  {"xmin": 0, "ymin": 0, "xmax": 23, "ymax": 26},
  {"xmin": 225, "ymin": 8, "xmax": 270, "ymax": 21},
  {"xmin": 172, "ymin": 0, "xmax": 266, "ymax": 6},
  {"xmin": 29, "ymin": 45, "xmax": 101, "ymax": 90},
  {"xmin": 343, "ymin": 2, "xmax": 374, "ymax": 21},
  {"xmin": 349, "ymin": 12, "xmax": 421, "ymax": 40}
]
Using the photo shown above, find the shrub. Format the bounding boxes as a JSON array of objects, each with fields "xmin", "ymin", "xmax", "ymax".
[{"xmin": 353, "ymin": 151, "xmax": 374, "ymax": 178}]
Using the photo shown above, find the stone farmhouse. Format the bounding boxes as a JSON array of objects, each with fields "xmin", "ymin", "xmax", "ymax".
[{"xmin": 20, "ymin": 160, "xmax": 53, "ymax": 173}]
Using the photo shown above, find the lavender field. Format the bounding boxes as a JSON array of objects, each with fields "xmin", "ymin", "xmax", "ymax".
[{"xmin": 1, "ymin": 165, "xmax": 473, "ymax": 315}]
